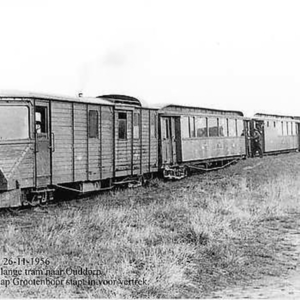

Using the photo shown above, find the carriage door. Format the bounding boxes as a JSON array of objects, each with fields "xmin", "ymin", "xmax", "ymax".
[
  {"xmin": 244, "ymin": 120, "xmax": 252, "ymax": 157},
  {"xmin": 255, "ymin": 120, "xmax": 265, "ymax": 152},
  {"xmin": 35, "ymin": 101, "xmax": 51, "ymax": 187},
  {"xmin": 161, "ymin": 117, "xmax": 177, "ymax": 165},
  {"xmin": 170, "ymin": 117, "xmax": 177, "ymax": 163},
  {"xmin": 250, "ymin": 119, "xmax": 265, "ymax": 155}
]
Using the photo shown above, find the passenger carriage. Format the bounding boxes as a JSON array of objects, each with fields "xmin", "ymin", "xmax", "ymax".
[
  {"xmin": 252, "ymin": 113, "xmax": 300, "ymax": 155},
  {"xmin": 158, "ymin": 105, "xmax": 247, "ymax": 179},
  {"xmin": 0, "ymin": 91, "xmax": 158, "ymax": 208}
]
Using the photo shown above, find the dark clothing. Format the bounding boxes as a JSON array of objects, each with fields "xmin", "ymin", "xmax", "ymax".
[
  {"xmin": 252, "ymin": 130, "xmax": 261, "ymax": 144},
  {"xmin": 251, "ymin": 129, "xmax": 263, "ymax": 158}
]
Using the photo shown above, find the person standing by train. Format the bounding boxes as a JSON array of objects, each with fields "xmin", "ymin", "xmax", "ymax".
[{"xmin": 250, "ymin": 127, "xmax": 263, "ymax": 158}]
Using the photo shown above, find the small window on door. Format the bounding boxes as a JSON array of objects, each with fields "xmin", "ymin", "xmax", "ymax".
[
  {"xmin": 133, "ymin": 113, "xmax": 140, "ymax": 139},
  {"xmin": 118, "ymin": 112, "xmax": 127, "ymax": 139},
  {"xmin": 35, "ymin": 106, "xmax": 47, "ymax": 135},
  {"xmin": 188, "ymin": 117, "xmax": 195, "ymax": 138},
  {"xmin": 237, "ymin": 120, "xmax": 244, "ymax": 136},
  {"xmin": 165, "ymin": 119, "xmax": 170, "ymax": 139},
  {"xmin": 89, "ymin": 110, "xmax": 99, "ymax": 138},
  {"xmin": 150, "ymin": 113, "xmax": 157, "ymax": 138}
]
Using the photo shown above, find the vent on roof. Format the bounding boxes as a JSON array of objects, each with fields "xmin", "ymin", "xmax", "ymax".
[{"xmin": 98, "ymin": 94, "xmax": 142, "ymax": 107}]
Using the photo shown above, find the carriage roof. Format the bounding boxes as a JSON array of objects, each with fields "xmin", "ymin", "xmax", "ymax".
[
  {"xmin": 0, "ymin": 90, "xmax": 113, "ymax": 106},
  {"xmin": 254, "ymin": 113, "xmax": 296, "ymax": 121},
  {"xmin": 160, "ymin": 104, "xmax": 244, "ymax": 116},
  {"xmin": 98, "ymin": 94, "xmax": 142, "ymax": 107}
]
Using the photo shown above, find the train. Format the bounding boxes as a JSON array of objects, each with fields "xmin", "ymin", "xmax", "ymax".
[{"xmin": 0, "ymin": 91, "xmax": 299, "ymax": 208}]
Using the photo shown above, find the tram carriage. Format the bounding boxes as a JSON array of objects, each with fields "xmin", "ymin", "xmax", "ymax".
[
  {"xmin": 158, "ymin": 105, "xmax": 247, "ymax": 179},
  {"xmin": 0, "ymin": 91, "xmax": 158, "ymax": 208},
  {"xmin": 252, "ymin": 113, "xmax": 300, "ymax": 155}
]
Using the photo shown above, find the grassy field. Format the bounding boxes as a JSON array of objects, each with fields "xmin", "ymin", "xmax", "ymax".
[{"xmin": 1, "ymin": 153, "xmax": 300, "ymax": 298}]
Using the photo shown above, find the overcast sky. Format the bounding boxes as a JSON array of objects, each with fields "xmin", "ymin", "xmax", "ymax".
[{"xmin": 0, "ymin": 0, "xmax": 300, "ymax": 116}]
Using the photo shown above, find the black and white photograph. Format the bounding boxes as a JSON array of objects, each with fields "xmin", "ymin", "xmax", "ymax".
[{"xmin": 1, "ymin": 0, "xmax": 300, "ymax": 298}]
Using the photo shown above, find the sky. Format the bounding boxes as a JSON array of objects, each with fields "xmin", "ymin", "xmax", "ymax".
[{"xmin": 0, "ymin": 0, "xmax": 300, "ymax": 116}]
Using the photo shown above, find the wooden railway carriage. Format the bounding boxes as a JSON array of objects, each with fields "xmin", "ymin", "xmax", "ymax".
[
  {"xmin": 0, "ymin": 91, "xmax": 158, "ymax": 208},
  {"xmin": 253, "ymin": 113, "xmax": 300, "ymax": 154},
  {"xmin": 158, "ymin": 105, "xmax": 247, "ymax": 179},
  {"xmin": 98, "ymin": 95, "xmax": 159, "ymax": 180}
]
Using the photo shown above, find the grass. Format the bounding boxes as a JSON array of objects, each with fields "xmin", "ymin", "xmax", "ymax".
[{"xmin": 1, "ymin": 153, "xmax": 300, "ymax": 298}]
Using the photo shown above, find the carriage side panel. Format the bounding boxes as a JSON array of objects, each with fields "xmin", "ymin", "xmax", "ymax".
[
  {"xmin": 101, "ymin": 106, "xmax": 114, "ymax": 179},
  {"xmin": 180, "ymin": 116, "xmax": 246, "ymax": 162},
  {"xmin": 73, "ymin": 103, "xmax": 88, "ymax": 182},
  {"xmin": 51, "ymin": 101, "xmax": 73, "ymax": 184},
  {"xmin": 87, "ymin": 105, "xmax": 101, "ymax": 181},
  {"xmin": 0, "ymin": 143, "xmax": 35, "ymax": 190},
  {"xmin": 263, "ymin": 120, "xmax": 298, "ymax": 152}
]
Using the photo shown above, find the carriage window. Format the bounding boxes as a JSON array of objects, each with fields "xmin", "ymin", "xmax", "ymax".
[
  {"xmin": 189, "ymin": 117, "xmax": 196, "ymax": 138},
  {"xmin": 228, "ymin": 119, "xmax": 236, "ymax": 136},
  {"xmin": 208, "ymin": 118, "xmax": 218, "ymax": 137},
  {"xmin": 35, "ymin": 106, "xmax": 47, "ymax": 135},
  {"xmin": 237, "ymin": 120, "xmax": 244, "ymax": 136},
  {"xmin": 293, "ymin": 122, "xmax": 297, "ymax": 135},
  {"xmin": 181, "ymin": 117, "xmax": 189, "ymax": 138},
  {"xmin": 287, "ymin": 122, "xmax": 290, "ymax": 135},
  {"xmin": 282, "ymin": 121, "xmax": 286, "ymax": 136},
  {"xmin": 291, "ymin": 122, "xmax": 293, "ymax": 135},
  {"xmin": 296, "ymin": 124, "xmax": 299, "ymax": 134},
  {"xmin": 162, "ymin": 118, "xmax": 170, "ymax": 139},
  {"xmin": 118, "ymin": 112, "xmax": 127, "ymax": 139},
  {"xmin": 195, "ymin": 117, "xmax": 207, "ymax": 137},
  {"xmin": 133, "ymin": 113, "xmax": 140, "ymax": 139},
  {"xmin": 274, "ymin": 122, "xmax": 276, "ymax": 128},
  {"xmin": 150, "ymin": 113, "xmax": 157, "ymax": 138},
  {"xmin": 277, "ymin": 121, "xmax": 282, "ymax": 135},
  {"xmin": 166, "ymin": 119, "xmax": 170, "ymax": 138},
  {"xmin": 88, "ymin": 110, "xmax": 98, "ymax": 138},
  {"xmin": 267, "ymin": 121, "xmax": 269, "ymax": 127},
  {"xmin": 294, "ymin": 122, "xmax": 296, "ymax": 135},
  {"xmin": 188, "ymin": 117, "xmax": 195, "ymax": 138},
  {"xmin": 0, "ymin": 106, "xmax": 29, "ymax": 140},
  {"xmin": 219, "ymin": 118, "xmax": 228, "ymax": 137}
]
